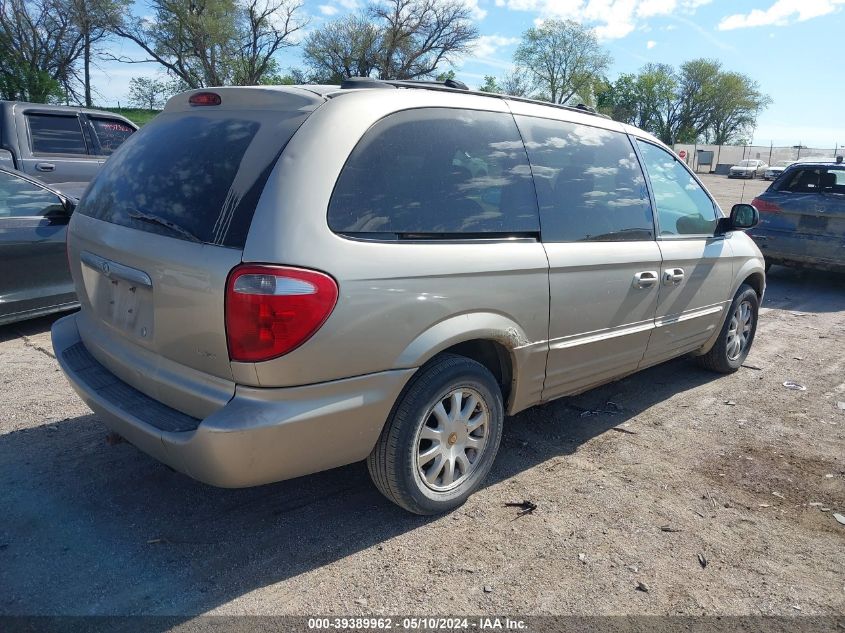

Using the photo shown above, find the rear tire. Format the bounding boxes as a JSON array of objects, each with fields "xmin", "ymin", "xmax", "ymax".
[
  {"xmin": 697, "ymin": 284, "xmax": 759, "ymax": 374},
  {"xmin": 367, "ymin": 354, "xmax": 504, "ymax": 515}
]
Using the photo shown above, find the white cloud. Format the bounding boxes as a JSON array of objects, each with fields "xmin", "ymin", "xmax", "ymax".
[
  {"xmin": 637, "ymin": 0, "xmax": 675, "ymax": 17},
  {"xmin": 646, "ymin": 39, "xmax": 656, "ymax": 48},
  {"xmin": 337, "ymin": 0, "xmax": 359, "ymax": 9},
  {"xmin": 497, "ymin": 0, "xmax": 709, "ymax": 40},
  {"xmin": 462, "ymin": 0, "xmax": 488, "ymax": 19},
  {"xmin": 473, "ymin": 34, "xmax": 521, "ymax": 57},
  {"xmin": 718, "ymin": 0, "xmax": 845, "ymax": 30},
  {"xmin": 318, "ymin": 4, "xmax": 338, "ymax": 15}
]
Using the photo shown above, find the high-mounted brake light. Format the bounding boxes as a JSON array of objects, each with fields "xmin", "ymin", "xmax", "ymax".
[
  {"xmin": 189, "ymin": 92, "xmax": 222, "ymax": 106},
  {"xmin": 225, "ymin": 265, "xmax": 338, "ymax": 363},
  {"xmin": 751, "ymin": 197, "xmax": 781, "ymax": 213}
]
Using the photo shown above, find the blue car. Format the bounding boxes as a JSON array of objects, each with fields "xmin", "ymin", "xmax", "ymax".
[{"xmin": 749, "ymin": 161, "xmax": 845, "ymax": 272}]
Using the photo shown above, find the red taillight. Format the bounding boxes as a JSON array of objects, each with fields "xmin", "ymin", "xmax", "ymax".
[
  {"xmin": 189, "ymin": 92, "xmax": 222, "ymax": 106},
  {"xmin": 752, "ymin": 197, "xmax": 780, "ymax": 213},
  {"xmin": 225, "ymin": 265, "xmax": 338, "ymax": 362}
]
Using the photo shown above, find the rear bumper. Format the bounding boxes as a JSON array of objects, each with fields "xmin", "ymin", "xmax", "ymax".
[
  {"xmin": 750, "ymin": 231, "xmax": 845, "ymax": 271},
  {"xmin": 52, "ymin": 313, "xmax": 415, "ymax": 487}
]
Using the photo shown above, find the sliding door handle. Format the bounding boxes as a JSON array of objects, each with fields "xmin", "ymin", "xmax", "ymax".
[
  {"xmin": 663, "ymin": 268, "xmax": 685, "ymax": 285},
  {"xmin": 633, "ymin": 270, "xmax": 658, "ymax": 289}
]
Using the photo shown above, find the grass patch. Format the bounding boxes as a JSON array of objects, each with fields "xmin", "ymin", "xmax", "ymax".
[{"xmin": 98, "ymin": 107, "xmax": 161, "ymax": 127}]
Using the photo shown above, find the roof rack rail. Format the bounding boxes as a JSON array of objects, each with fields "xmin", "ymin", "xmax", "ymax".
[{"xmin": 337, "ymin": 76, "xmax": 610, "ymax": 120}]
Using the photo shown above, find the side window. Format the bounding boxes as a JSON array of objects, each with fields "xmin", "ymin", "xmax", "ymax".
[
  {"xmin": 89, "ymin": 118, "xmax": 136, "ymax": 156},
  {"xmin": 26, "ymin": 114, "xmax": 88, "ymax": 155},
  {"xmin": 515, "ymin": 116, "xmax": 653, "ymax": 242},
  {"xmin": 0, "ymin": 171, "xmax": 64, "ymax": 218},
  {"xmin": 328, "ymin": 108, "xmax": 539, "ymax": 236},
  {"xmin": 637, "ymin": 140, "xmax": 717, "ymax": 236}
]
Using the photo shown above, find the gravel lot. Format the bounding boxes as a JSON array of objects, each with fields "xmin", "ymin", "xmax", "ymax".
[{"xmin": 1, "ymin": 175, "xmax": 843, "ymax": 618}]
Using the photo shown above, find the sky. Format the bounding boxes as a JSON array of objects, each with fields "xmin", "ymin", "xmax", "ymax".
[{"xmin": 91, "ymin": 0, "xmax": 845, "ymax": 147}]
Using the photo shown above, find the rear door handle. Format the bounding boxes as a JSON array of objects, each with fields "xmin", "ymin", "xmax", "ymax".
[
  {"xmin": 663, "ymin": 268, "xmax": 685, "ymax": 285},
  {"xmin": 35, "ymin": 162, "xmax": 55, "ymax": 172},
  {"xmin": 633, "ymin": 270, "xmax": 659, "ymax": 289}
]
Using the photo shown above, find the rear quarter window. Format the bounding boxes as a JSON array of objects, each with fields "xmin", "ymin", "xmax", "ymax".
[
  {"xmin": 77, "ymin": 110, "xmax": 310, "ymax": 248},
  {"xmin": 89, "ymin": 117, "xmax": 136, "ymax": 156},
  {"xmin": 328, "ymin": 108, "xmax": 539, "ymax": 237}
]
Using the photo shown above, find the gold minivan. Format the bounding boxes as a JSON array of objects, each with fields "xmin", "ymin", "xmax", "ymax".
[{"xmin": 52, "ymin": 79, "xmax": 765, "ymax": 514}]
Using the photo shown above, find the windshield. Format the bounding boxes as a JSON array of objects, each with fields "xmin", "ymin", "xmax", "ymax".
[{"xmin": 738, "ymin": 160, "xmax": 755, "ymax": 167}]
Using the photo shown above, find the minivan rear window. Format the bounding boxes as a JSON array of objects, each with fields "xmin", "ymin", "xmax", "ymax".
[
  {"xmin": 328, "ymin": 108, "xmax": 540, "ymax": 237},
  {"xmin": 77, "ymin": 110, "xmax": 310, "ymax": 248}
]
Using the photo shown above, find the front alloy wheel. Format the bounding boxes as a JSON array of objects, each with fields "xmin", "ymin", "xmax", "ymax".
[
  {"xmin": 697, "ymin": 283, "xmax": 759, "ymax": 373},
  {"xmin": 726, "ymin": 299, "xmax": 754, "ymax": 361}
]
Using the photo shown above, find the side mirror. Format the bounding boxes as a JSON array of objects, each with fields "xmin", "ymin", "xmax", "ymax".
[
  {"xmin": 44, "ymin": 197, "xmax": 74, "ymax": 224},
  {"xmin": 717, "ymin": 203, "xmax": 759, "ymax": 235},
  {"xmin": 730, "ymin": 203, "xmax": 759, "ymax": 230}
]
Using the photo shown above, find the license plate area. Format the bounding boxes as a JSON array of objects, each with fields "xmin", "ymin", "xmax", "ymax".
[
  {"xmin": 80, "ymin": 251, "xmax": 155, "ymax": 341},
  {"xmin": 798, "ymin": 215, "xmax": 828, "ymax": 232}
]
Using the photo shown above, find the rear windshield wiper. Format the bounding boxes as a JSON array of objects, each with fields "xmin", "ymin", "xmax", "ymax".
[{"xmin": 128, "ymin": 210, "xmax": 203, "ymax": 243}]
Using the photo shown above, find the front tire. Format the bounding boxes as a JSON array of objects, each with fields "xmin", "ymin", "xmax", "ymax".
[
  {"xmin": 367, "ymin": 354, "xmax": 504, "ymax": 515},
  {"xmin": 697, "ymin": 284, "xmax": 759, "ymax": 373}
]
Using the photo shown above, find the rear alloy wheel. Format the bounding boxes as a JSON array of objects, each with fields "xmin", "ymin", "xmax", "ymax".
[
  {"xmin": 697, "ymin": 284, "xmax": 759, "ymax": 373},
  {"xmin": 367, "ymin": 354, "xmax": 503, "ymax": 515}
]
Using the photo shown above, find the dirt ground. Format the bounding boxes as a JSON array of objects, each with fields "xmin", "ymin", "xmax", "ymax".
[{"xmin": 0, "ymin": 175, "xmax": 843, "ymax": 618}]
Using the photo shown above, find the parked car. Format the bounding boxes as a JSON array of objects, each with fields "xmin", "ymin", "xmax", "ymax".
[
  {"xmin": 749, "ymin": 162, "xmax": 845, "ymax": 272},
  {"xmin": 52, "ymin": 81, "xmax": 765, "ymax": 515},
  {"xmin": 729, "ymin": 159, "xmax": 768, "ymax": 179},
  {"xmin": 0, "ymin": 167, "xmax": 81, "ymax": 326},
  {"xmin": 0, "ymin": 101, "xmax": 137, "ymax": 184},
  {"xmin": 764, "ymin": 160, "xmax": 794, "ymax": 181}
]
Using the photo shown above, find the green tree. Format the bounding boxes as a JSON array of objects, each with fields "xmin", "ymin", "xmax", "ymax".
[
  {"xmin": 709, "ymin": 71, "xmax": 771, "ymax": 144},
  {"xmin": 127, "ymin": 76, "xmax": 171, "ymax": 110},
  {"xmin": 111, "ymin": 0, "xmax": 304, "ymax": 88},
  {"xmin": 478, "ymin": 75, "xmax": 499, "ymax": 93},
  {"xmin": 513, "ymin": 19, "xmax": 611, "ymax": 105},
  {"xmin": 0, "ymin": 0, "xmax": 85, "ymax": 102}
]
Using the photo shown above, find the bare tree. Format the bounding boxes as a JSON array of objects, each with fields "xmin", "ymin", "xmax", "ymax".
[
  {"xmin": 372, "ymin": 0, "xmax": 478, "ymax": 79},
  {"xmin": 70, "ymin": 0, "xmax": 128, "ymax": 105},
  {"xmin": 500, "ymin": 69, "xmax": 531, "ymax": 98},
  {"xmin": 513, "ymin": 19, "xmax": 611, "ymax": 105},
  {"xmin": 234, "ymin": 0, "xmax": 303, "ymax": 84},
  {"xmin": 303, "ymin": 13, "xmax": 380, "ymax": 82},
  {"xmin": 303, "ymin": 0, "xmax": 477, "ymax": 82}
]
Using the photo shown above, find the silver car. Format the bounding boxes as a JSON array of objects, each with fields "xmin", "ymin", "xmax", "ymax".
[
  {"xmin": 729, "ymin": 159, "xmax": 768, "ymax": 179},
  {"xmin": 52, "ymin": 81, "xmax": 766, "ymax": 514}
]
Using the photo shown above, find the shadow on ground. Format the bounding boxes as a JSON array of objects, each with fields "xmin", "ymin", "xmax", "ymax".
[{"xmin": 0, "ymin": 270, "xmax": 840, "ymax": 617}]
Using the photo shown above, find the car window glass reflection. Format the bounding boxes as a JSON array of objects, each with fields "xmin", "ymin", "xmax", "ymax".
[
  {"xmin": 637, "ymin": 141, "xmax": 717, "ymax": 236},
  {"xmin": 328, "ymin": 108, "xmax": 539, "ymax": 235},
  {"xmin": 516, "ymin": 117, "xmax": 654, "ymax": 242},
  {"xmin": 0, "ymin": 172, "xmax": 64, "ymax": 218}
]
